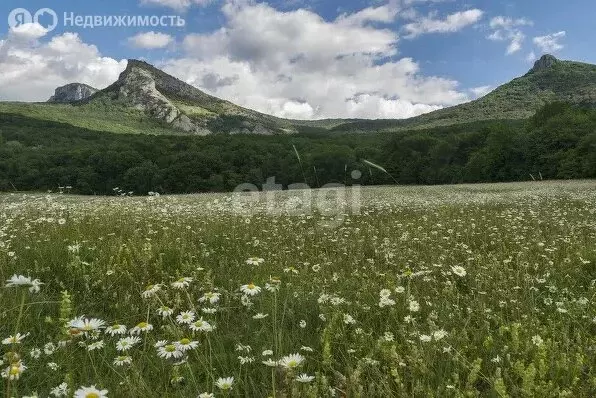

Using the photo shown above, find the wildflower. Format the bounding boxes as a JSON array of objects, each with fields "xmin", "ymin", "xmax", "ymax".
[
  {"xmin": 200, "ymin": 291, "xmax": 221, "ymax": 304},
  {"xmin": 238, "ymin": 356, "xmax": 255, "ymax": 364},
  {"xmin": 532, "ymin": 335, "xmax": 544, "ymax": 346},
  {"xmin": 202, "ymin": 307, "xmax": 217, "ymax": 314},
  {"xmin": 240, "ymin": 283, "xmax": 262, "ymax": 296},
  {"xmin": 73, "ymin": 386, "xmax": 108, "ymax": 398},
  {"xmin": 295, "ymin": 374, "xmax": 315, "ymax": 383},
  {"xmin": 279, "ymin": 353, "xmax": 305, "ymax": 370},
  {"xmin": 246, "ymin": 257, "xmax": 265, "ymax": 266},
  {"xmin": 116, "ymin": 336, "xmax": 141, "ymax": 351},
  {"xmin": 262, "ymin": 349, "xmax": 274, "ymax": 356},
  {"xmin": 299, "ymin": 320, "xmax": 307, "ymax": 328},
  {"xmin": 5, "ymin": 275, "xmax": 43, "ymax": 293},
  {"xmin": 2, "ymin": 361, "xmax": 26, "ymax": 380},
  {"xmin": 408, "ymin": 300, "xmax": 420, "ymax": 312},
  {"xmin": 382, "ymin": 332, "xmax": 394, "ymax": 342},
  {"xmin": 130, "ymin": 322, "xmax": 153, "ymax": 335},
  {"xmin": 343, "ymin": 314, "xmax": 356, "ymax": 324},
  {"xmin": 379, "ymin": 296, "xmax": 396, "ymax": 308},
  {"xmin": 30, "ymin": 348, "xmax": 42, "ymax": 359},
  {"xmin": 105, "ymin": 324, "xmax": 127, "ymax": 336},
  {"xmin": 50, "ymin": 382, "xmax": 68, "ymax": 397},
  {"xmin": 157, "ymin": 344, "xmax": 184, "ymax": 359},
  {"xmin": 420, "ymin": 335, "xmax": 432, "ymax": 343},
  {"xmin": 44, "ymin": 342, "xmax": 57, "ymax": 355},
  {"xmin": 2, "ymin": 332, "xmax": 29, "ymax": 345},
  {"xmin": 154, "ymin": 340, "xmax": 168, "ymax": 348},
  {"xmin": 68, "ymin": 317, "xmax": 106, "ymax": 333},
  {"xmin": 253, "ymin": 313, "xmax": 269, "ymax": 319},
  {"xmin": 380, "ymin": 289, "xmax": 392, "ymax": 298},
  {"xmin": 113, "ymin": 356, "xmax": 133, "ymax": 366},
  {"xmin": 47, "ymin": 362, "xmax": 59, "ymax": 370},
  {"xmin": 433, "ymin": 329, "xmax": 448, "ymax": 341},
  {"xmin": 198, "ymin": 393, "xmax": 214, "ymax": 398},
  {"xmin": 300, "ymin": 346, "xmax": 314, "ymax": 352},
  {"xmin": 451, "ymin": 266, "xmax": 467, "ymax": 277},
  {"xmin": 141, "ymin": 284, "xmax": 162, "ymax": 298},
  {"xmin": 189, "ymin": 318, "xmax": 213, "ymax": 332},
  {"xmin": 262, "ymin": 359, "xmax": 278, "ymax": 367},
  {"xmin": 157, "ymin": 306, "xmax": 174, "ymax": 318},
  {"xmin": 175, "ymin": 338, "xmax": 199, "ymax": 352},
  {"xmin": 215, "ymin": 376, "xmax": 234, "ymax": 391},
  {"xmin": 395, "ymin": 286, "xmax": 405, "ymax": 293},
  {"xmin": 171, "ymin": 277, "xmax": 193, "ymax": 289},
  {"xmin": 176, "ymin": 311, "xmax": 196, "ymax": 325},
  {"xmin": 87, "ymin": 340, "xmax": 105, "ymax": 351}
]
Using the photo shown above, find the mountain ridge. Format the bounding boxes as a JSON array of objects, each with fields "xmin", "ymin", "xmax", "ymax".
[{"xmin": 1, "ymin": 54, "xmax": 595, "ymax": 135}]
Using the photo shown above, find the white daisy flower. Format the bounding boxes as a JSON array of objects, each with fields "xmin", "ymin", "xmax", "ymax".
[
  {"xmin": 171, "ymin": 277, "xmax": 193, "ymax": 290},
  {"xmin": 175, "ymin": 338, "xmax": 199, "ymax": 352},
  {"xmin": 141, "ymin": 284, "xmax": 162, "ymax": 299},
  {"xmin": 1, "ymin": 361, "xmax": 26, "ymax": 380},
  {"xmin": 279, "ymin": 353, "xmax": 305, "ymax": 369},
  {"xmin": 295, "ymin": 373, "xmax": 315, "ymax": 383},
  {"xmin": 2, "ymin": 332, "xmax": 29, "ymax": 345},
  {"xmin": 157, "ymin": 344, "xmax": 184, "ymax": 359},
  {"xmin": 105, "ymin": 324, "xmax": 127, "ymax": 336},
  {"xmin": 451, "ymin": 266, "xmax": 467, "ymax": 277},
  {"xmin": 176, "ymin": 311, "xmax": 196, "ymax": 325},
  {"xmin": 130, "ymin": 322, "xmax": 153, "ymax": 335},
  {"xmin": 50, "ymin": 382, "xmax": 68, "ymax": 397},
  {"xmin": 73, "ymin": 385, "xmax": 108, "ymax": 398},
  {"xmin": 113, "ymin": 355, "xmax": 133, "ymax": 366},
  {"xmin": 116, "ymin": 336, "xmax": 141, "ymax": 351},
  {"xmin": 240, "ymin": 283, "xmax": 262, "ymax": 296},
  {"xmin": 215, "ymin": 376, "xmax": 234, "ymax": 391}
]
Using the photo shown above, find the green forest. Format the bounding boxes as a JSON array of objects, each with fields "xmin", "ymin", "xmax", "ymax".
[{"xmin": 1, "ymin": 102, "xmax": 595, "ymax": 195}]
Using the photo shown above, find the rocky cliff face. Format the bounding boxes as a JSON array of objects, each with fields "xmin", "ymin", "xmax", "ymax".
[
  {"xmin": 94, "ymin": 60, "xmax": 290, "ymax": 135},
  {"xmin": 530, "ymin": 54, "xmax": 559, "ymax": 73},
  {"xmin": 48, "ymin": 83, "xmax": 98, "ymax": 103},
  {"xmin": 117, "ymin": 66, "xmax": 211, "ymax": 135}
]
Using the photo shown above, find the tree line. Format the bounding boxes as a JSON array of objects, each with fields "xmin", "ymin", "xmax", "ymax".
[{"xmin": 0, "ymin": 102, "xmax": 594, "ymax": 195}]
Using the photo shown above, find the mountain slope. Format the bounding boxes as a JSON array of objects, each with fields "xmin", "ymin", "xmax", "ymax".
[
  {"xmin": 85, "ymin": 60, "xmax": 297, "ymax": 135},
  {"xmin": 0, "ymin": 55, "xmax": 595, "ymax": 135},
  {"xmin": 332, "ymin": 55, "xmax": 596, "ymax": 132}
]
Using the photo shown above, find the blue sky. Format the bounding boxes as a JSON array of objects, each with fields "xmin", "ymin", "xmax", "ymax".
[{"xmin": 0, "ymin": 0, "xmax": 593, "ymax": 119}]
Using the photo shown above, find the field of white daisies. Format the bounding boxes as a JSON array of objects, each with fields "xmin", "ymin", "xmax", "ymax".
[{"xmin": 1, "ymin": 181, "xmax": 595, "ymax": 397}]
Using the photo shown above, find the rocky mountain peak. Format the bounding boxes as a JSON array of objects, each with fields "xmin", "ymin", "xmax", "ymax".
[
  {"xmin": 48, "ymin": 83, "xmax": 98, "ymax": 103},
  {"xmin": 531, "ymin": 54, "xmax": 559, "ymax": 73}
]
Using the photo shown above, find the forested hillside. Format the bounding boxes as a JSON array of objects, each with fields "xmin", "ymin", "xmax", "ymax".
[{"xmin": 1, "ymin": 103, "xmax": 594, "ymax": 195}]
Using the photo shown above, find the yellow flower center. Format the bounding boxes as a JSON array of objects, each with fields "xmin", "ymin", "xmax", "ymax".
[
  {"xmin": 85, "ymin": 393, "xmax": 100, "ymax": 398},
  {"xmin": 180, "ymin": 338, "xmax": 191, "ymax": 345},
  {"xmin": 165, "ymin": 344, "xmax": 176, "ymax": 352},
  {"xmin": 247, "ymin": 283, "xmax": 256, "ymax": 290},
  {"xmin": 9, "ymin": 366, "xmax": 20, "ymax": 376},
  {"xmin": 137, "ymin": 322, "xmax": 148, "ymax": 328}
]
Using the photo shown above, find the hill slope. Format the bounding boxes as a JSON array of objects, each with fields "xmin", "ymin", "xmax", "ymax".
[
  {"xmin": 0, "ymin": 54, "xmax": 595, "ymax": 135},
  {"xmin": 332, "ymin": 55, "xmax": 596, "ymax": 132}
]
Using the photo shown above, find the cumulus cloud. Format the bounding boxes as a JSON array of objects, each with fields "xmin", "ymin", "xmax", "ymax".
[
  {"xmin": 162, "ymin": 1, "xmax": 468, "ymax": 119},
  {"xmin": 0, "ymin": 29, "xmax": 126, "ymax": 101},
  {"xmin": 403, "ymin": 9, "xmax": 484, "ymax": 38},
  {"xmin": 128, "ymin": 31, "xmax": 174, "ymax": 49},
  {"xmin": 488, "ymin": 16, "xmax": 533, "ymax": 55},
  {"xmin": 533, "ymin": 31, "xmax": 566, "ymax": 53}
]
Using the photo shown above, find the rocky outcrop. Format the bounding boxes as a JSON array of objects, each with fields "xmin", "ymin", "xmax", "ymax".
[
  {"xmin": 531, "ymin": 54, "xmax": 559, "ymax": 73},
  {"xmin": 116, "ymin": 66, "xmax": 211, "ymax": 135},
  {"xmin": 48, "ymin": 83, "xmax": 98, "ymax": 103}
]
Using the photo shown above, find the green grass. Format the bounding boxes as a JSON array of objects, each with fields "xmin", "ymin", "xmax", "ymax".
[
  {"xmin": 0, "ymin": 102, "xmax": 179, "ymax": 136},
  {"xmin": 1, "ymin": 181, "xmax": 595, "ymax": 396}
]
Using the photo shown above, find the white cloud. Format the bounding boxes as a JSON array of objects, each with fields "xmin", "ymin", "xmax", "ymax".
[
  {"xmin": 128, "ymin": 31, "xmax": 174, "ymax": 49},
  {"xmin": 162, "ymin": 1, "xmax": 468, "ymax": 120},
  {"xmin": 526, "ymin": 51, "xmax": 537, "ymax": 63},
  {"xmin": 0, "ymin": 29, "xmax": 126, "ymax": 101},
  {"xmin": 533, "ymin": 31, "xmax": 566, "ymax": 53},
  {"xmin": 403, "ymin": 9, "xmax": 483, "ymax": 38},
  {"xmin": 488, "ymin": 16, "xmax": 532, "ymax": 55},
  {"xmin": 470, "ymin": 85, "xmax": 492, "ymax": 98},
  {"xmin": 9, "ymin": 23, "xmax": 48, "ymax": 41},
  {"xmin": 139, "ymin": 0, "xmax": 213, "ymax": 11}
]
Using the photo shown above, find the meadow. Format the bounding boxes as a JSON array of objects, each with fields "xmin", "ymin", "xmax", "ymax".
[{"xmin": 0, "ymin": 181, "xmax": 595, "ymax": 397}]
